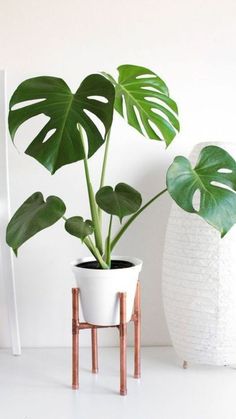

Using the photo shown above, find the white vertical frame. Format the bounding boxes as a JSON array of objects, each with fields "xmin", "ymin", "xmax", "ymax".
[{"xmin": 0, "ymin": 70, "xmax": 21, "ymax": 355}]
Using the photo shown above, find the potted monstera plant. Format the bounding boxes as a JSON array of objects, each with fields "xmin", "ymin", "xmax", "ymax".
[{"xmin": 6, "ymin": 65, "xmax": 236, "ymax": 326}]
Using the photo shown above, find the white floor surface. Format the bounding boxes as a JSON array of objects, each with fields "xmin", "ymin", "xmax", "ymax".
[{"xmin": 0, "ymin": 347, "xmax": 236, "ymax": 419}]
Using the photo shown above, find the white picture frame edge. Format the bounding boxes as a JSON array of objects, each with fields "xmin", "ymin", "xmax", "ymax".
[{"xmin": 0, "ymin": 69, "xmax": 21, "ymax": 355}]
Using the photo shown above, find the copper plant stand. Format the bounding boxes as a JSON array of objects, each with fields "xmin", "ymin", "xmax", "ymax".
[{"xmin": 72, "ymin": 281, "xmax": 141, "ymax": 396}]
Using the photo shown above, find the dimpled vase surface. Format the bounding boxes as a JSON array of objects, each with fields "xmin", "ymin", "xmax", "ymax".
[
  {"xmin": 72, "ymin": 256, "xmax": 142, "ymax": 326},
  {"xmin": 162, "ymin": 142, "xmax": 236, "ymax": 366}
]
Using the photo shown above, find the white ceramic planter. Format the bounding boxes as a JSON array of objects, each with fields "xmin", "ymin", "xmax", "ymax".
[
  {"xmin": 162, "ymin": 142, "xmax": 236, "ymax": 366},
  {"xmin": 72, "ymin": 256, "xmax": 142, "ymax": 326}
]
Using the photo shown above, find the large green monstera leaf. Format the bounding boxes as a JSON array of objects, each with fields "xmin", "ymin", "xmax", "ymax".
[
  {"xmin": 96, "ymin": 182, "xmax": 142, "ymax": 222},
  {"xmin": 6, "ymin": 192, "xmax": 66, "ymax": 254},
  {"xmin": 167, "ymin": 145, "xmax": 236, "ymax": 237},
  {"xmin": 9, "ymin": 74, "xmax": 115, "ymax": 173},
  {"xmin": 104, "ymin": 65, "xmax": 179, "ymax": 145}
]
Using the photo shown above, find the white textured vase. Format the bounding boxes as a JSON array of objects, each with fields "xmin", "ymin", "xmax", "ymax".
[
  {"xmin": 72, "ymin": 256, "xmax": 142, "ymax": 326},
  {"xmin": 162, "ymin": 142, "xmax": 236, "ymax": 366}
]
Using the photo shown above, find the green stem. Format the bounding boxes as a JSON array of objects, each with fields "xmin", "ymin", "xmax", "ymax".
[
  {"xmin": 98, "ymin": 129, "xmax": 111, "ymax": 223},
  {"xmin": 105, "ymin": 215, "xmax": 113, "ymax": 267},
  {"xmin": 100, "ymin": 129, "xmax": 111, "ymax": 189},
  {"xmin": 78, "ymin": 124, "xmax": 103, "ymax": 255},
  {"xmin": 83, "ymin": 237, "xmax": 96, "ymax": 258},
  {"xmin": 84, "ymin": 236, "xmax": 109, "ymax": 269},
  {"xmin": 110, "ymin": 188, "xmax": 167, "ymax": 251}
]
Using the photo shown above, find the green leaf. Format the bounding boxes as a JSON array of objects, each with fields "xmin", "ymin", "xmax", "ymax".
[
  {"xmin": 167, "ymin": 145, "xmax": 236, "ymax": 237},
  {"xmin": 103, "ymin": 65, "xmax": 179, "ymax": 146},
  {"xmin": 65, "ymin": 216, "xmax": 94, "ymax": 242},
  {"xmin": 6, "ymin": 192, "xmax": 66, "ymax": 254},
  {"xmin": 9, "ymin": 74, "xmax": 115, "ymax": 174},
  {"xmin": 96, "ymin": 182, "xmax": 142, "ymax": 222}
]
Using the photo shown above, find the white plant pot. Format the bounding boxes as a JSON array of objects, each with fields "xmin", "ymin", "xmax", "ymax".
[
  {"xmin": 72, "ymin": 256, "xmax": 142, "ymax": 326},
  {"xmin": 162, "ymin": 142, "xmax": 236, "ymax": 366}
]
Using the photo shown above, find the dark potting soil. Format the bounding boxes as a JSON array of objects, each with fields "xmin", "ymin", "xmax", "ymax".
[{"xmin": 77, "ymin": 260, "xmax": 134, "ymax": 270}]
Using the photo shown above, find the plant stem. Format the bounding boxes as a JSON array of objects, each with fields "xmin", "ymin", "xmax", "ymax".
[
  {"xmin": 105, "ymin": 215, "xmax": 113, "ymax": 267},
  {"xmin": 98, "ymin": 129, "xmax": 111, "ymax": 223},
  {"xmin": 100, "ymin": 129, "xmax": 111, "ymax": 189},
  {"xmin": 110, "ymin": 188, "xmax": 167, "ymax": 251},
  {"xmin": 78, "ymin": 124, "xmax": 103, "ymax": 255},
  {"xmin": 84, "ymin": 236, "xmax": 109, "ymax": 269}
]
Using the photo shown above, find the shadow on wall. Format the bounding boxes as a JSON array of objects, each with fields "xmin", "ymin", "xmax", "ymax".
[{"xmin": 115, "ymin": 161, "xmax": 172, "ymax": 346}]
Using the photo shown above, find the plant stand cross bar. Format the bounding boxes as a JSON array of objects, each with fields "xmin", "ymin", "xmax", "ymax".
[{"xmin": 72, "ymin": 281, "xmax": 141, "ymax": 395}]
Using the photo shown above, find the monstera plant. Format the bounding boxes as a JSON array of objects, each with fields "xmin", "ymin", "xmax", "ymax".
[
  {"xmin": 6, "ymin": 65, "xmax": 236, "ymax": 384},
  {"xmin": 6, "ymin": 64, "xmax": 236, "ymax": 264},
  {"xmin": 6, "ymin": 64, "xmax": 236, "ymax": 328}
]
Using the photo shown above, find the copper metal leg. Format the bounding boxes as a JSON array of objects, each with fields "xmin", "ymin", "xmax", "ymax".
[
  {"xmin": 134, "ymin": 281, "xmax": 141, "ymax": 378},
  {"xmin": 91, "ymin": 328, "xmax": 98, "ymax": 373},
  {"xmin": 72, "ymin": 288, "xmax": 79, "ymax": 389},
  {"xmin": 183, "ymin": 360, "xmax": 188, "ymax": 369},
  {"xmin": 71, "ymin": 284, "xmax": 141, "ymax": 395},
  {"xmin": 119, "ymin": 292, "xmax": 127, "ymax": 396}
]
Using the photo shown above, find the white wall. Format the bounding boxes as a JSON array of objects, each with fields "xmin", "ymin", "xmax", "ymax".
[{"xmin": 1, "ymin": 0, "xmax": 236, "ymax": 347}]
